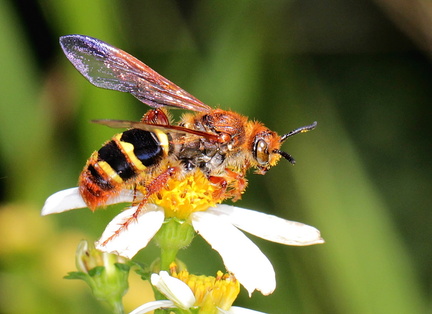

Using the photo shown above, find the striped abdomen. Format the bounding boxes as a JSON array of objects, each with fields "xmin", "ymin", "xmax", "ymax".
[{"xmin": 79, "ymin": 128, "xmax": 170, "ymax": 210}]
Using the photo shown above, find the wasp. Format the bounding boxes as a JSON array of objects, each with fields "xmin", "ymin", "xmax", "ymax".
[{"xmin": 59, "ymin": 35, "xmax": 316, "ymax": 211}]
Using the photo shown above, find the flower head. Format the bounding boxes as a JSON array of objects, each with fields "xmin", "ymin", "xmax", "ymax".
[
  {"xmin": 148, "ymin": 170, "xmax": 220, "ymax": 219},
  {"xmin": 42, "ymin": 172, "xmax": 324, "ymax": 296},
  {"xmin": 130, "ymin": 270, "xmax": 265, "ymax": 314},
  {"xmin": 170, "ymin": 263, "xmax": 240, "ymax": 313}
]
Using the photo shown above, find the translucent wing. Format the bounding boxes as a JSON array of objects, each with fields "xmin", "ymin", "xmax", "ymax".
[
  {"xmin": 92, "ymin": 119, "xmax": 220, "ymax": 141},
  {"xmin": 59, "ymin": 35, "xmax": 211, "ymax": 112}
]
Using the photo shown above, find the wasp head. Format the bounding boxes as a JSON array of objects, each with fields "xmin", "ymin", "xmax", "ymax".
[{"xmin": 251, "ymin": 121, "xmax": 317, "ymax": 175}]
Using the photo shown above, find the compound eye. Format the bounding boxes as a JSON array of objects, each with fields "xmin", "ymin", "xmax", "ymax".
[{"xmin": 254, "ymin": 139, "xmax": 269, "ymax": 165}]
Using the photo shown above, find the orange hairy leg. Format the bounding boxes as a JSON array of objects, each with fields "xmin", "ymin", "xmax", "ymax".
[
  {"xmin": 141, "ymin": 108, "xmax": 170, "ymax": 125},
  {"xmin": 99, "ymin": 167, "xmax": 179, "ymax": 246},
  {"xmin": 209, "ymin": 168, "xmax": 248, "ymax": 202},
  {"xmin": 136, "ymin": 166, "xmax": 179, "ymax": 211}
]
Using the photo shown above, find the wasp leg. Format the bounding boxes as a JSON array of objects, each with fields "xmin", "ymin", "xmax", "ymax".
[
  {"xmin": 99, "ymin": 167, "xmax": 179, "ymax": 246},
  {"xmin": 209, "ymin": 168, "xmax": 248, "ymax": 202},
  {"xmin": 141, "ymin": 108, "xmax": 170, "ymax": 125},
  {"xmin": 137, "ymin": 166, "xmax": 178, "ymax": 210}
]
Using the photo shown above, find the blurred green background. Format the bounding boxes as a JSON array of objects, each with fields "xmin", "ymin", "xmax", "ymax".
[{"xmin": 0, "ymin": 0, "xmax": 431, "ymax": 313}]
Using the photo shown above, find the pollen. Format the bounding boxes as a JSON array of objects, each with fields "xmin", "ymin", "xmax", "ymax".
[
  {"xmin": 149, "ymin": 171, "xmax": 221, "ymax": 220},
  {"xmin": 170, "ymin": 265, "xmax": 240, "ymax": 313}
]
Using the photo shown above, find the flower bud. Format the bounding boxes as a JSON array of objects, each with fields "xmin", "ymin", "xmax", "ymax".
[{"xmin": 65, "ymin": 240, "xmax": 130, "ymax": 313}]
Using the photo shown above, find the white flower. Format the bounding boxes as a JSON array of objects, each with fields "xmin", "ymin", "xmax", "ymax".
[
  {"xmin": 129, "ymin": 271, "xmax": 267, "ymax": 314},
  {"xmin": 42, "ymin": 187, "xmax": 324, "ymax": 296}
]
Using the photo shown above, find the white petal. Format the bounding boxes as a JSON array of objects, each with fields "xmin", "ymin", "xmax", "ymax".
[
  {"xmin": 191, "ymin": 211, "xmax": 275, "ymax": 296},
  {"xmin": 218, "ymin": 306, "xmax": 268, "ymax": 314},
  {"xmin": 41, "ymin": 187, "xmax": 141, "ymax": 215},
  {"xmin": 41, "ymin": 187, "xmax": 87, "ymax": 215},
  {"xmin": 96, "ymin": 204, "xmax": 164, "ymax": 259},
  {"xmin": 129, "ymin": 300, "xmax": 175, "ymax": 314},
  {"xmin": 208, "ymin": 205, "xmax": 324, "ymax": 246},
  {"xmin": 106, "ymin": 190, "xmax": 142, "ymax": 205},
  {"xmin": 151, "ymin": 271, "xmax": 196, "ymax": 309}
]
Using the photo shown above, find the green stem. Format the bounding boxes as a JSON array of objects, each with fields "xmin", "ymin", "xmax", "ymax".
[
  {"xmin": 160, "ymin": 247, "xmax": 179, "ymax": 271},
  {"xmin": 107, "ymin": 297, "xmax": 124, "ymax": 314},
  {"xmin": 154, "ymin": 218, "xmax": 195, "ymax": 271}
]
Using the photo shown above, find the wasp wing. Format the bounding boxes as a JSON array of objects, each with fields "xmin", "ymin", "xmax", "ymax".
[
  {"xmin": 60, "ymin": 35, "xmax": 211, "ymax": 113},
  {"xmin": 92, "ymin": 119, "xmax": 220, "ymax": 141}
]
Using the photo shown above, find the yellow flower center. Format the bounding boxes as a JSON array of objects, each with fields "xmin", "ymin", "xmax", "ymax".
[
  {"xmin": 170, "ymin": 264, "xmax": 240, "ymax": 313},
  {"xmin": 149, "ymin": 171, "xmax": 221, "ymax": 220}
]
